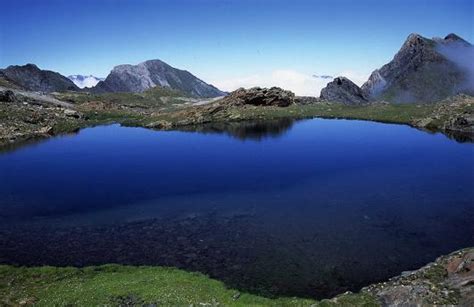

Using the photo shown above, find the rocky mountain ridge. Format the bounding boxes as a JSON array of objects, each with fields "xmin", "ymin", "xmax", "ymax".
[
  {"xmin": 0, "ymin": 64, "xmax": 79, "ymax": 93},
  {"xmin": 320, "ymin": 33, "xmax": 473, "ymax": 104},
  {"xmin": 93, "ymin": 59, "xmax": 226, "ymax": 98},
  {"xmin": 361, "ymin": 33, "xmax": 473, "ymax": 103}
]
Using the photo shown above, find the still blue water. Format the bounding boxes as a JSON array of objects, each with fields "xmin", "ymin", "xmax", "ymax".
[{"xmin": 0, "ymin": 119, "xmax": 473, "ymax": 298}]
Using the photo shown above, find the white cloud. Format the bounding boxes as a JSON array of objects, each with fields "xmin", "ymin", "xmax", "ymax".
[
  {"xmin": 68, "ymin": 75, "xmax": 104, "ymax": 89},
  {"xmin": 212, "ymin": 69, "xmax": 370, "ymax": 97}
]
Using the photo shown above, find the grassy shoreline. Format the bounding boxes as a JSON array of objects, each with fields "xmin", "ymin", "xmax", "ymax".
[
  {"xmin": 0, "ymin": 264, "xmax": 374, "ymax": 306},
  {"xmin": 2, "ymin": 247, "xmax": 472, "ymax": 306}
]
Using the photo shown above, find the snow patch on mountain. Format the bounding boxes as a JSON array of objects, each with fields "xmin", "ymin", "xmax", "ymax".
[{"xmin": 68, "ymin": 75, "xmax": 104, "ymax": 89}]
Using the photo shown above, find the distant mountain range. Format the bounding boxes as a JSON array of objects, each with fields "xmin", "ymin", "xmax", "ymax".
[
  {"xmin": 1, "ymin": 33, "xmax": 472, "ymax": 102},
  {"xmin": 93, "ymin": 59, "xmax": 225, "ymax": 98},
  {"xmin": 0, "ymin": 60, "xmax": 225, "ymax": 98},
  {"xmin": 68, "ymin": 75, "xmax": 104, "ymax": 89}
]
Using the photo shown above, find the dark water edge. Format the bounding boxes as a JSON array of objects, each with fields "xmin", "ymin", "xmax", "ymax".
[{"xmin": 0, "ymin": 119, "xmax": 473, "ymax": 299}]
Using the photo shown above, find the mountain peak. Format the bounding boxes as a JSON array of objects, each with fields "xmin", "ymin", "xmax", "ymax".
[
  {"xmin": 445, "ymin": 33, "xmax": 463, "ymax": 41},
  {"xmin": 2, "ymin": 64, "xmax": 79, "ymax": 92},
  {"xmin": 362, "ymin": 33, "xmax": 472, "ymax": 103},
  {"xmin": 141, "ymin": 59, "xmax": 167, "ymax": 66},
  {"xmin": 23, "ymin": 63, "xmax": 40, "ymax": 70},
  {"xmin": 406, "ymin": 33, "xmax": 423, "ymax": 41},
  {"xmin": 443, "ymin": 33, "xmax": 471, "ymax": 46},
  {"xmin": 320, "ymin": 76, "xmax": 368, "ymax": 104},
  {"xmin": 401, "ymin": 33, "xmax": 433, "ymax": 49},
  {"xmin": 94, "ymin": 59, "xmax": 225, "ymax": 97}
]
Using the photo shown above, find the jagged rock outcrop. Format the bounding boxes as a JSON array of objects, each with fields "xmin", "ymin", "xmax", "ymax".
[
  {"xmin": 0, "ymin": 64, "xmax": 79, "ymax": 93},
  {"xmin": 362, "ymin": 33, "xmax": 473, "ymax": 103},
  {"xmin": 320, "ymin": 77, "xmax": 368, "ymax": 104},
  {"xmin": 221, "ymin": 87, "xmax": 295, "ymax": 107},
  {"xmin": 93, "ymin": 59, "xmax": 225, "ymax": 98}
]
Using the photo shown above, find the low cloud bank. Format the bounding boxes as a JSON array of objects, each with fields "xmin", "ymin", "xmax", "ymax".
[
  {"xmin": 436, "ymin": 41, "xmax": 474, "ymax": 94},
  {"xmin": 212, "ymin": 70, "xmax": 368, "ymax": 97}
]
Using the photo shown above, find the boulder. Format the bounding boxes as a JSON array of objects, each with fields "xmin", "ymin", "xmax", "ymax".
[
  {"xmin": 0, "ymin": 90, "xmax": 17, "ymax": 103},
  {"xmin": 320, "ymin": 77, "xmax": 368, "ymax": 104},
  {"xmin": 222, "ymin": 87, "xmax": 295, "ymax": 107},
  {"xmin": 64, "ymin": 109, "xmax": 81, "ymax": 118}
]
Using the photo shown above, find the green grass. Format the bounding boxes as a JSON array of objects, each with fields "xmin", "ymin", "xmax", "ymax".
[
  {"xmin": 146, "ymin": 102, "xmax": 439, "ymax": 129},
  {"xmin": 0, "ymin": 265, "xmax": 379, "ymax": 306},
  {"xmin": 235, "ymin": 103, "xmax": 435, "ymax": 125},
  {"xmin": 55, "ymin": 86, "xmax": 192, "ymax": 108}
]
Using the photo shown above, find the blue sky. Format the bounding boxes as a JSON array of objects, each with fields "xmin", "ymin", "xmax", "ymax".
[{"xmin": 1, "ymin": 0, "xmax": 473, "ymax": 95}]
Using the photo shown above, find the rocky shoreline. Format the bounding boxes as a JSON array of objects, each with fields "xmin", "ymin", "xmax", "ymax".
[{"xmin": 360, "ymin": 248, "xmax": 474, "ymax": 306}]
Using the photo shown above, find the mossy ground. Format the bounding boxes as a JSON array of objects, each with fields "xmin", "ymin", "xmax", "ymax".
[
  {"xmin": 55, "ymin": 86, "xmax": 192, "ymax": 108},
  {"xmin": 144, "ymin": 102, "xmax": 439, "ymax": 129},
  {"xmin": 0, "ymin": 265, "xmax": 378, "ymax": 306}
]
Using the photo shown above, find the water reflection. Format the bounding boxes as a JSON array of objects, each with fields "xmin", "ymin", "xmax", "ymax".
[
  {"xmin": 179, "ymin": 118, "xmax": 295, "ymax": 141},
  {"xmin": 0, "ymin": 131, "xmax": 79, "ymax": 155}
]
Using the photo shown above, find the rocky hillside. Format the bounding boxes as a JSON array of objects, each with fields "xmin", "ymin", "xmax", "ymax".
[
  {"xmin": 320, "ymin": 77, "xmax": 368, "ymax": 104},
  {"xmin": 0, "ymin": 64, "xmax": 79, "ymax": 93},
  {"xmin": 93, "ymin": 59, "xmax": 225, "ymax": 98},
  {"xmin": 361, "ymin": 33, "xmax": 473, "ymax": 103}
]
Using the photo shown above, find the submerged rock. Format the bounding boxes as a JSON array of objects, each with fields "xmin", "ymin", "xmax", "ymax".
[
  {"xmin": 320, "ymin": 77, "xmax": 368, "ymax": 105},
  {"xmin": 222, "ymin": 87, "xmax": 295, "ymax": 107}
]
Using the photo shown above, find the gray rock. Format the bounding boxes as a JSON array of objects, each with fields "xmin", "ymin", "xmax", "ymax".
[
  {"xmin": 320, "ymin": 77, "xmax": 368, "ymax": 104},
  {"xmin": 93, "ymin": 59, "xmax": 225, "ymax": 98},
  {"xmin": 222, "ymin": 87, "xmax": 295, "ymax": 107},
  {"xmin": 63, "ymin": 109, "xmax": 81, "ymax": 118}
]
